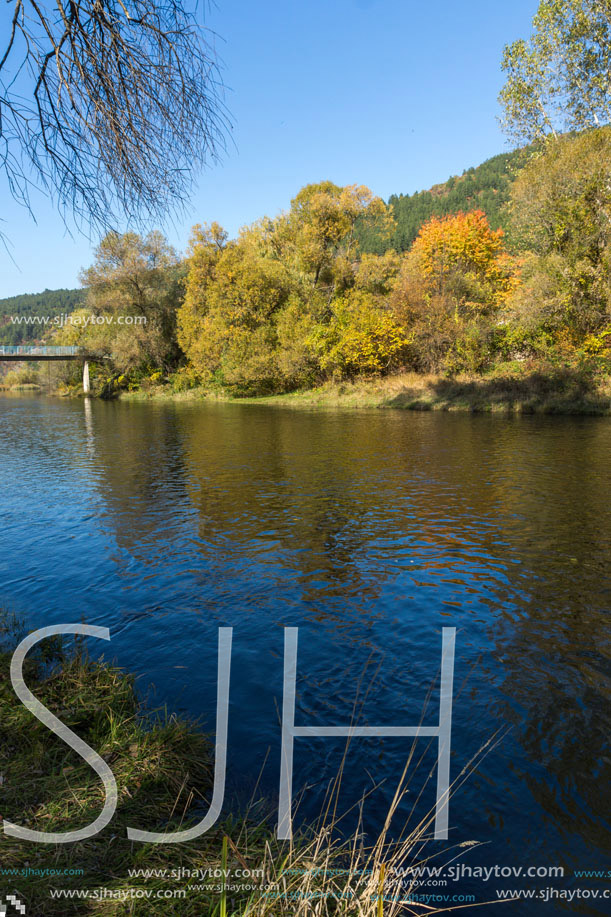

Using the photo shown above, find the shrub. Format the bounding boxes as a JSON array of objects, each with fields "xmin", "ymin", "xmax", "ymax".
[
  {"xmin": 320, "ymin": 291, "xmax": 412, "ymax": 378},
  {"xmin": 171, "ymin": 365, "xmax": 202, "ymax": 392}
]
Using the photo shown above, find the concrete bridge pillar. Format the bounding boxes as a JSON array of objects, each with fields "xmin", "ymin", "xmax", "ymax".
[{"xmin": 83, "ymin": 360, "xmax": 90, "ymax": 394}]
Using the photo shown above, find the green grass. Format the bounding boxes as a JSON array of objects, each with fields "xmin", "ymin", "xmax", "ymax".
[{"xmin": 0, "ymin": 625, "xmax": 226, "ymax": 914}]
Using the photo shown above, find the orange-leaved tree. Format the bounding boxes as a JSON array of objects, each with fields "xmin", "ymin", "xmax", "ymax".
[
  {"xmin": 409, "ymin": 209, "xmax": 518, "ymax": 311},
  {"xmin": 390, "ymin": 210, "xmax": 521, "ymax": 372}
]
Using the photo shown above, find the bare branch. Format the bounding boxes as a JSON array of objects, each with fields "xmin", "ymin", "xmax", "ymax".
[{"xmin": 0, "ymin": 0, "xmax": 230, "ymax": 232}]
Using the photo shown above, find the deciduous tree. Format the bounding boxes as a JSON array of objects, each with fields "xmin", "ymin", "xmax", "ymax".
[
  {"xmin": 499, "ymin": 0, "xmax": 611, "ymax": 142},
  {"xmin": 72, "ymin": 231, "xmax": 184, "ymax": 373},
  {"xmin": 390, "ymin": 211, "xmax": 520, "ymax": 372},
  {"xmin": 508, "ymin": 127, "xmax": 611, "ymax": 340}
]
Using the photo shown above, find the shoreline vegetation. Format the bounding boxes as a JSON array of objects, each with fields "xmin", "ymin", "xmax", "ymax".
[
  {"xmin": 0, "ymin": 612, "xmax": 481, "ymax": 916},
  {"xmin": 118, "ymin": 368, "xmax": 611, "ymax": 416},
  {"xmin": 2, "ymin": 131, "xmax": 611, "ymax": 413},
  {"xmin": 2, "ymin": 367, "xmax": 609, "ymax": 415},
  {"xmin": 2, "ymin": 131, "xmax": 611, "ymax": 417}
]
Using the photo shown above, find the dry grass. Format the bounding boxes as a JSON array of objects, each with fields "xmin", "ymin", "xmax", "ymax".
[{"xmin": 121, "ymin": 367, "xmax": 611, "ymax": 415}]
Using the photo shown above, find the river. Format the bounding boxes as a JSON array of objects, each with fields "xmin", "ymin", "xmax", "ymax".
[{"xmin": 0, "ymin": 395, "xmax": 609, "ymax": 912}]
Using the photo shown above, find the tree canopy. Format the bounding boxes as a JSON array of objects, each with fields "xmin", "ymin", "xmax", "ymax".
[
  {"xmin": 509, "ymin": 127, "xmax": 611, "ymax": 339},
  {"xmin": 57, "ymin": 231, "xmax": 185, "ymax": 375},
  {"xmin": 499, "ymin": 0, "xmax": 611, "ymax": 142},
  {"xmin": 11, "ymin": 137, "xmax": 611, "ymax": 395}
]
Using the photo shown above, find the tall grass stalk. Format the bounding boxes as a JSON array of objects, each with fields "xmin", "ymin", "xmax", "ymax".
[{"xmin": 221, "ymin": 834, "xmax": 228, "ymax": 917}]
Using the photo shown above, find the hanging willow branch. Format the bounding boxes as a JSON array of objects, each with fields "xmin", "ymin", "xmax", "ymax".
[{"xmin": 0, "ymin": 0, "xmax": 229, "ymax": 230}]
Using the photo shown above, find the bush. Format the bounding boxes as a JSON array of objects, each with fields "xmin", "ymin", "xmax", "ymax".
[
  {"xmin": 443, "ymin": 323, "xmax": 497, "ymax": 375},
  {"xmin": 170, "ymin": 365, "xmax": 202, "ymax": 392},
  {"xmin": 319, "ymin": 291, "xmax": 412, "ymax": 378},
  {"xmin": 1, "ymin": 367, "xmax": 40, "ymax": 388}
]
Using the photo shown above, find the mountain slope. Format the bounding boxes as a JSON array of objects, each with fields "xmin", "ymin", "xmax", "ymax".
[
  {"xmin": 0, "ymin": 288, "xmax": 85, "ymax": 344},
  {"xmin": 360, "ymin": 145, "xmax": 535, "ymax": 253}
]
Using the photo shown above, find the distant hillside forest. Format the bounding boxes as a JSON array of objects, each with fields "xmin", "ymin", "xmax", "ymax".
[
  {"xmin": 358, "ymin": 146, "xmax": 534, "ymax": 253},
  {"xmin": 0, "ymin": 288, "xmax": 85, "ymax": 344}
]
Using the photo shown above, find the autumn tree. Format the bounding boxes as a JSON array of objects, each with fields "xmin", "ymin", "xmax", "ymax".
[
  {"xmin": 71, "ymin": 231, "xmax": 184, "ymax": 374},
  {"xmin": 286, "ymin": 182, "xmax": 395, "ymax": 292},
  {"xmin": 391, "ymin": 211, "xmax": 520, "ymax": 372},
  {"xmin": 320, "ymin": 291, "xmax": 411, "ymax": 378},
  {"xmin": 499, "ymin": 0, "xmax": 611, "ymax": 143},
  {"xmin": 354, "ymin": 251, "xmax": 401, "ymax": 295},
  {"xmin": 178, "ymin": 183, "xmax": 400, "ymax": 393},
  {"xmin": 175, "ymin": 222, "xmax": 228, "ymax": 373},
  {"xmin": 405, "ymin": 210, "xmax": 517, "ymax": 313},
  {"xmin": 177, "ymin": 222, "xmax": 293, "ymax": 394},
  {"xmin": 508, "ymin": 127, "xmax": 611, "ymax": 342}
]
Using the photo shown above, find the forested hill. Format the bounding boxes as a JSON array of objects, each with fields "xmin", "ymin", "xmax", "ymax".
[
  {"xmin": 0, "ymin": 288, "xmax": 85, "ymax": 344},
  {"xmin": 359, "ymin": 145, "xmax": 534, "ymax": 253}
]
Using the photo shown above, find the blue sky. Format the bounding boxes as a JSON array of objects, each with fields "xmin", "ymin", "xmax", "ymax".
[{"xmin": 0, "ymin": 0, "xmax": 539, "ymax": 298}]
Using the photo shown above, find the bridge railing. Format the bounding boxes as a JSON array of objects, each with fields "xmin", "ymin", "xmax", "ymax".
[{"xmin": 0, "ymin": 345, "xmax": 81, "ymax": 357}]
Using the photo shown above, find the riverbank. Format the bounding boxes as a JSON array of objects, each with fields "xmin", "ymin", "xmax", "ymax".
[
  {"xmin": 122, "ymin": 367, "xmax": 611, "ymax": 415},
  {"xmin": 0, "ymin": 614, "xmax": 443, "ymax": 916},
  {"xmin": 0, "ymin": 617, "xmax": 224, "ymax": 915}
]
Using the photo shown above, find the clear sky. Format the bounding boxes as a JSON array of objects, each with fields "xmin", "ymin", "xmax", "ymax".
[{"xmin": 0, "ymin": 0, "xmax": 539, "ymax": 298}]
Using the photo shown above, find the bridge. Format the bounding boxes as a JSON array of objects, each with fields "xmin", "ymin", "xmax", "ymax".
[
  {"xmin": 0, "ymin": 345, "xmax": 85, "ymax": 361},
  {"xmin": 0, "ymin": 345, "xmax": 93, "ymax": 391}
]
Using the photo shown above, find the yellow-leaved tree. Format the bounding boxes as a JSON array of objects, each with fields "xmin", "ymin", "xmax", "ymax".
[{"xmin": 178, "ymin": 183, "xmax": 400, "ymax": 393}]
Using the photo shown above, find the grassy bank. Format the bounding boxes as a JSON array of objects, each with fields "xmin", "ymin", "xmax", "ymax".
[
  {"xmin": 0, "ymin": 383, "xmax": 41, "ymax": 392},
  {"xmin": 0, "ymin": 619, "xmax": 225, "ymax": 915},
  {"xmin": 122, "ymin": 367, "xmax": 611, "ymax": 416},
  {"xmin": 0, "ymin": 615, "xmax": 473, "ymax": 915}
]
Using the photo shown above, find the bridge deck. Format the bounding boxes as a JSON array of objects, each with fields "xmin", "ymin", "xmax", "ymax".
[{"xmin": 0, "ymin": 346, "xmax": 85, "ymax": 361}]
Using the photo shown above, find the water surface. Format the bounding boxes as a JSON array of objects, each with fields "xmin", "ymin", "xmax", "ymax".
[{"xmin": 0, "ymin": 395, "xmax": 609, "ymax": 912}]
